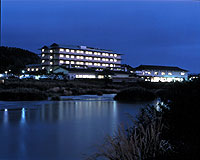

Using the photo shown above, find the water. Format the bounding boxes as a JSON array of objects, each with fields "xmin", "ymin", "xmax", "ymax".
[{"xmin": 0, "ymin": 94, "xmax": 150, "ymax": 160}]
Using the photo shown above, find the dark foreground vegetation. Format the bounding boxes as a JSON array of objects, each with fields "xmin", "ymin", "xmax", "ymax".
[
  {"xmin": 0, "ymin": 88, "xmax": 47, "ymax": 101},
  {"xmin": 0, "ymin": 79, "xmax": 121, "ymax": 101},
  {"xmin": 0, "ymin": 46, "xmax": 40, "ymax": 74},
  {"xmin": 88, "ymin": 79, "xmax": 200, "ymax": 160}
]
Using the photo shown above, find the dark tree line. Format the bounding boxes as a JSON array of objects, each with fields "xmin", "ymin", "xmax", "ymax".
[{"xmin": 0, "ymin": 46, "xmax": 40, "ymax": 74}]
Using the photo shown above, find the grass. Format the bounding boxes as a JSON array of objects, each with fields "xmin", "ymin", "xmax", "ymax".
[{"xmin": 87, "ymin": 105, "xmax": 172, "ymax": 160}]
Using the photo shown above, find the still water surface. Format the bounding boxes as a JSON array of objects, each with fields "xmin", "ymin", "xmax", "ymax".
[{"xmin": 0, "ymin": 94, "xmax": 150, "ymax": 160}]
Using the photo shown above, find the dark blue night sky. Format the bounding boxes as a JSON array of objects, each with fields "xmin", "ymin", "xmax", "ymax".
[{"xmin": 2, "ymin": 0, "xmax": 200, "ymax": 73}]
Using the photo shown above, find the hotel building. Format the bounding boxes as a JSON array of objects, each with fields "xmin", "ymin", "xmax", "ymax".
[
  {"xmin": 40, "ymin": 43, "xmax": 122, "ymax": 72},
  {"xmin": 135, "ymin": 65, "xmax": 188, "ymax": 82}
]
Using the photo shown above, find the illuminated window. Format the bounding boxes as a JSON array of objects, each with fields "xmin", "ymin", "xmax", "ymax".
[
  {"xmin": 110, "ymin": 59, "xmax": 113, "ymax": 62},
  {"xmin": 154, "ymin": 72, "xmax": 158, "ymax": 75},
  {"xmin": 161, "ymin": 72, "xmax": 165, "ymax": 75},
  {"xmin": 71, "ymin": 50, "xmax": 75, "ymax": 53},
  {"xmin": 66, "ymin": 49, "xmax": 70, "ymax": 52},
  {"xmin": 110, "ymin": 54, "xmax": 113, "ymax": 57},
  {"xmin": 168, "ymin": 72, "xmax": 172, "ymax": 75},
  {"xmin": 76, "ymin": 50, "xmax": 80, "ymax": 53},
  {"xmin": 60, "ymin": 48, "xmax": 64, "ymax": 52},
  {"xmin": 42, "ymin": 67, "xmax": 45, "ymax": 70},
  {"xmin": 105, "ymin": 53, "xmax": 109, "ymax": 56},
  {"xmin": 31, "ymin": 68, "xmax": 34, "ymax": 71},
  {"xmin": 60, "ymin": 54, "xmax": 64, "ymax": 58},
  {"xmin": 102, "ymin": 53, "xmax": 106, "ymax": 56},
  {"xmin": 42, "ymin": 49, "xmax": 45, "ymax": 52},
  {"xmin": 66, "ymin": 55, "xmax": 69, "ymax": 58},
  {"xmin": 50, "ymin": 50, "xmax": 53, "ymax": 53},
  {"xmin": 71, "ymin": 55, "xmax": 74, "ymax": 58},
  {"xmin": 66, "ymin": 61, "xmax": 69, "ymax": 64},
  {"xmin": 27, "ymin": 68, "xmax": 30, "ymax": 71},
  {"xmin": 36, "ymin": 68, "xmax": 39, "ymax": 71},
  {"xmin": 80, "ymin": 50, "xmax": 84, "ymax": 54},
  {"xmin": 94, "ymin": 52, "xmax": 98, "ymax": 55},
  {"xmin": 71, "ymin": 61, "xmax": 74, "ymax": 64},
  {"xmin": 114, "ymin": 54, "xmax": 117, "ymax": 57},
  {"xmin": 94, "ymin": 57, "xmax": 98, "ymax": 61},
  {"xmin": 110, "ymin": 64, "xmax": 113, "ymax": 67},
  {"xmin": 50, "ymin": 62, "xmax": 53, "ymax": 65},
  {"xmin": 42, "ymin": 60, "xmax": 45, "ymax": 63},
  {"xmin": 148, "ymin": 72, "xmax": 151, "ymax": 75},
  {"xmin": 42, "ymin": 54, "xmax": 45, "ymax": 57},
  {"xmin": 60, "ymin": 60, "xmax": 64, "ymax": 64},
  {"xmin": 181, "ymin": 72, "xmax": 185, "ymax": 76},
  {"xmin": 50, "ymin": 69, "xmax": 53, "ymax": 71},
  {"xmin": 50, "ymin": 56, "xmax": 53, "ymax": 59},
  {"xmin": 114, "ymin": 59, "xmax": 117, "ymax": 62}
]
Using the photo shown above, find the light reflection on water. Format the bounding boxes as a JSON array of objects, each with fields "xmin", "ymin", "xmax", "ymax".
[{"xmin": 0, "ymin": 95, "xmax": 148, "ymax": 160}]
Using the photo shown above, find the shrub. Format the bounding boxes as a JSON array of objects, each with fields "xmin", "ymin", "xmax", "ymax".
[
  {"xmin": 114, "ymin": 87, "xmax": 156, "ymax": 102},
  {"xmin": 0, "ymin": 88, "xmax": 48, "ymax": 101}
]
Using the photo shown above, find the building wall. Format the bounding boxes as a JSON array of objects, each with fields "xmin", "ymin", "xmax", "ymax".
[
  {"xmin": 136, "ymin": 69, "xmax": 188, "ymax": 82},
  {"xmin": 41, "ymin": 47, "xmax": 122, "ymax": 72}
]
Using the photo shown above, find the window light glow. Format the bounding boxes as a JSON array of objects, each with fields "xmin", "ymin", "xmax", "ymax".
[
  {"xmin": 50, "ymin": 50, "xmax": 53, "ymax": 53},
  {"xmin": 71, "ymin": 50, "xmax": 75, "ymax": 53},
  {"xmin": 42, "ymin": 54, "xmax": 45, "ymax": 57},
  {"xmin": 60, "ymin": 49, "xmax": 64, "ymax": 52},
  {"xmin": 50, "ymin": 56, "xmax": 53, "ymax": 59},
  {"xmin": 42, "ymin": 60, "xmax": 45, "ymax": 63},
  {"xmin": 181, "ymin": 72, "xmax": 185, "ymax": 76},
  {"xmin": 60, "ymin": 54, "xmax": 64, "ymax": 58},
  {"xmin": 60, "ymin": 60, "xmax": 64, "ymax": 64},
  {"xmin": 161, "ymin": 72, "xmax": 165, "ymax": 75}
]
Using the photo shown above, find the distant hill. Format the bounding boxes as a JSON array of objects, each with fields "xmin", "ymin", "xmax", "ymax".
[{"xmin": 0, "ymin": 46, "xmax": 40, "ymax": 74}]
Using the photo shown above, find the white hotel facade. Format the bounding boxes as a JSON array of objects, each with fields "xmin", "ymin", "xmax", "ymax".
[
  {"xmin": 40, "ymin": 43, "xmax": 122, "ymax": 72},
  {"xmin": 135, "ymin": 65, "xmax": 188, "ymax": 82}
]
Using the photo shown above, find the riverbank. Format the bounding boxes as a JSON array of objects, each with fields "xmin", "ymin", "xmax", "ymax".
[
  {"xmin": 0, "ymin": 79, "xmax": 123, "ymax": 101},
  {"xmin": 0, "ymin": 79, "xmax": 190, "ymax": 101}
]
